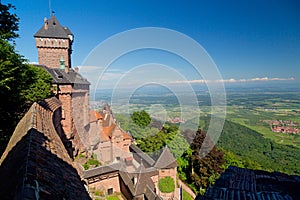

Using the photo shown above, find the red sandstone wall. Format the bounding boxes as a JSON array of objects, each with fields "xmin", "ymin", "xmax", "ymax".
[
  {"xmin": 88, "ymin": 121, "xmax": 101, "ymax": 147},
  {"xmin": 89, "ymin": 175, "xmax": 120, "ymax": 195},
  {"xmin": 58, "ymin": 85, "xmax": 73, "ymax": 136},
  {"xmin": 36, "ymin": 38, "xmax": 71, "ymax": 68},
  {"xmin": 122, "ymin": 138, "xmax": 131, "ymax": 152},
  {"xmin": 158, "ymin": 168, "xmax": 177, "ymax": 182},
  {"xmin": 72, "ymin": 86, "xmax": 90, "ymax": 148},
  {"xmin": 158, "ymin": 168, "xmax": 178, "ymax": 199},
  {"xmin": 99, "ymin": 141, "xmax": 112, "ymax": 163}
]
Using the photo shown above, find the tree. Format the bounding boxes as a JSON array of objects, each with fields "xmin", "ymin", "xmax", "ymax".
[
  {"xmin": 187, "ymin": 129, "xmax": 225, "ymax": 192},
  {"xmin": 131, "ymin": 110, "xmax": 151, "ymax": 127},
  {"xmin": 0, "ymin": 2, "xmax": 52, "ymax": 155},
  {"xmin": 0, "ymin": 3, "xmax": 19, "ymax": 40}
]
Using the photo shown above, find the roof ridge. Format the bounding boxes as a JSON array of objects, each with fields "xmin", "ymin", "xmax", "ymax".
[{"xmin": 154, "ymin": 146, "xmax": 177, "ymax": 169}]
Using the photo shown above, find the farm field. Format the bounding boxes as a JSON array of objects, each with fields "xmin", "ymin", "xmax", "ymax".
[
  {"xmin": 95, "ymin": 83, "xmax": 300, "ymax": 177},
  {"xmin": 97, "ymin": 84, "xmax": 300, "ymax": 148},
  {"xmin": 94, "ymin": 83, "xmax": 300, "ymax": 150}
]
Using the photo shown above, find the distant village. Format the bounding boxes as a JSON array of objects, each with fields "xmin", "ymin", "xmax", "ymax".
[
  {"xmin": 167, "ymin": 117, "xmax": 186, "ymax": 124},
  {"xmin": 262, "ymin": 120, "xmax": 300, "ymax": 134}
]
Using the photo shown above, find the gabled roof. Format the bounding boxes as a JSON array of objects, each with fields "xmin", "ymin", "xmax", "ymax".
[
  {"xmin": 133, "ymin": 164, "xmax": 157, "ymax": 196},
  {"xmin": 119, "ymin": 165, "xmax": 159, "ymax": 198},
  {"xmin": 34, "ymin": 15, "xmax": 72, "ymax": 39},
  {"xmin": 36, "ymin": 64, "xmax": 90, "ymax": 85},
  {"xmin": 154, "ymin": 146, "xmax": 178, "ymax": 169},
  {"xmin": 129, "ymin": 144, "xmax": 155, "ymax": 167}
]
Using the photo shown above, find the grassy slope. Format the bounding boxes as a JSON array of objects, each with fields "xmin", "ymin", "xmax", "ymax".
[
  {"xmin": 215, "ymin": 119, "xmax": 300, "ymax": 175},
  {"xmin": 225, "ymin": 103, "xmax": 300, "ymax": 147}
]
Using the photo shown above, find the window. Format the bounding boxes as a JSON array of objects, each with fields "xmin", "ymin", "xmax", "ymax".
[
  {"xmin": 107, "ymin": 188, "xmax": 113, "ymax": 195},
  {"xmin": 62, "ymin": 109, "xmax": 65, "ymax": 119}
]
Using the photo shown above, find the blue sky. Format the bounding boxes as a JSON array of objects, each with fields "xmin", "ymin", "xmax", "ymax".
[{"xmin": 4, "ymin": 0, "xmax": 300, "ymax": 85}]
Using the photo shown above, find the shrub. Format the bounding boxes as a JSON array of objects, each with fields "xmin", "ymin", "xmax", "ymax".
[{"xmin": 158, "ymin": 176, "xmax": 175, "ymax": 193}]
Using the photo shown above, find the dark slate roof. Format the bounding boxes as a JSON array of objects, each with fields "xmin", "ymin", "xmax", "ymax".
[
  {"xmin": 119, "ymin": 165, "xmax": 159, "ymax": 199},
  {"xmin": 154, "ymin": 146, "xmax": 178, "ymax": 169},
  {"xmin": 34, "ymin": 15, "xmax": 72, "ymax": 39},
  {"xmin": 0, "ymin": 97, "xmax": 90, "ymax": 199},
  {"xmin": 83, "ymin": 163, "xmax": 121, "ymax": 179},
  {"xmin": 200, "ymin": 166, "xmax": 300, "ymax": 200},
  {"xmin": 132, "ymin": 164, "xmax": 157, "ymax": 196},
  {"xmin": 129, "ymin": 144, "xmax": 155, "ymax": 166},
  {"xmin": 36, "ymin": 64, "xmax": 90, "ymax": 85}
]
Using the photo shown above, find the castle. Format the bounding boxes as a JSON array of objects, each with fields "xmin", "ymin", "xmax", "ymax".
[
  {"xmin": 0, "ymin": 15, "xmax": 184, "ymax": 199},
  {"xmin": 1, "ymin": 14, "xmax": 300, "ymax": 200}
]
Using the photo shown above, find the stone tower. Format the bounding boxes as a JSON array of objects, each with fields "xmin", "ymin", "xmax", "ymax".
[
  {"xmin": 34, "ymin": 15, "xmax": 90, "ymax": 156},
  {"xmin": 34, "ymin": 15, "xmax": 74, "ymax": 69}
]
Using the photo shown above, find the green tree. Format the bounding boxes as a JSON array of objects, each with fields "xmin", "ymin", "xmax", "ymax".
[
  {"xmin": 131, "ymin": 110, "xmax": 151, "ymax": 127},
  {"xmin": 22, "ymin": 64, "xmax": 52, "ymax": 105},
  {"xmin": 0, "ymin": 3, "xmax": 19, "ymax": 40},
  {"xmin": 177, "ymin": 148, "xmax": 192, "ymax": 181},
  {"xmin": 0, "ymin": 2, "xmax": 52, "ymax": 155}
]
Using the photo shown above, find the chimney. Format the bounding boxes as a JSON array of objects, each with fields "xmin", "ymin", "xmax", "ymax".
[
  {"xmin": 133, "ymin": 176, "xmax": 137, "ymax": 186},
  {"xmin": 75, "ymin": 66, "xmax": 79, "ymax": 73},
  {"xmin": 65, "ymin": 66, "xmax": 69, "ymax": 73},
  {"xmin": 44, "ymin": 17, "xmax": 48, "ymax": 30}
]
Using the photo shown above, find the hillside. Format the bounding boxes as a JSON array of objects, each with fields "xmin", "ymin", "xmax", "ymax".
[{"xmin": 200, "ymin": 118, "xmax": 300, "ymax": 175}]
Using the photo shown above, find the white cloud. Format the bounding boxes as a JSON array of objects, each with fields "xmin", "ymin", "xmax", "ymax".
[
  {"xmin": 78, "ymin": 65, "xmax": 296, "ymax": 89},
  {"xmin": 169, "ymin": 77, "xmax": 295, "ymax": 84}
]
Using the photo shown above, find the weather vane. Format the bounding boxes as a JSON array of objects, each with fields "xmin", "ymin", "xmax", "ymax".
[{"xmin": 48, "ymin": 0, "xmax": 55, "ymax": 16}]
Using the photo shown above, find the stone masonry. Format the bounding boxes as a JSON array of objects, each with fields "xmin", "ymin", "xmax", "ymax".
[{"xmin": 34, "ymin": 15, "xmax": 73, "ymax": 69}]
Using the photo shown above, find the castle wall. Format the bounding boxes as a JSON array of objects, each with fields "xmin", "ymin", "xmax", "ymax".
[
  {"xmin": 88, "ymin": 173, "xmax": 120, "ymax": 195},
  {"xmin": 0, "ymin": 97, "xmax": 90, "ymax": 199},
  {"xmin": 157, "ymin": 168, "xmax": 179, "ymax": 199},
  {"xmin": 119, "ymin": 176, "xmax": 134, "ymax": 200},
  {"xmin": 158, "ymin": 168, "xmax": 177, "ymax": 180},
  {"xmin": 58, "ymin": 85, "xmax": 73, "ymax": 137},
  {"xmin": 36, "ymin": 38, "xmax": 71, "ymax": 68},
  {"xmin": 111, "ymin": 128, "xmax": 131, "ymax": 160},
  {"xmin": 122, "ymin": 138, "xmax": 131, "ymax": 152},
  {"xmin": 99, "ymin": 141, "xmax": 112, "ymax": 163},
  {"xmin": 89, "ymin": 121, "xmax": 101, "ymax": 148},
  {"xmin": 72, "ymin": 86, "xmax": 90, "ymax": 148}
]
